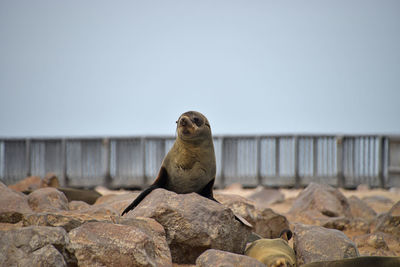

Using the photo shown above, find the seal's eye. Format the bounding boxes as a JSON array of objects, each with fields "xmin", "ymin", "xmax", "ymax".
[{"xmin": 193, "ymin": 117, "xmax": 202, "ymax": 126}]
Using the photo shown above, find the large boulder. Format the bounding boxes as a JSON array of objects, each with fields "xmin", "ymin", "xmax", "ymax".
[
  {"xmin": 22, "ymin": 210, "xmax": 114, "ymax": 232},
  {"xmin": 214, "ymin": 193, "xmax": 290, "ymax": 239},
  {"xmin": 293, "ymin": 223, "xmax": 359, "ymax": 266},
  {"xmin": 254, "ymin": 208, "xmax": 291, "ymax": 239},
  {"xmin": 28, "ymin": 188, "xmax": 69, "ymax": 212},
  {"xmin": 214, "ymin": 193, "xmax": 257, "ymax": 226},
  {"xmin": 0, "ymin": 225, "xmax": 76, "ymax": 266},
  {"xmin": 68, "ymin": 221, "xmax": 172, "ymax": 267},
  {"xmin": 353, "ymin": 233, "xmax": 395, "ymax": 256},
  {"xmin": 8, "ymin": 176, "xmax": 42, "ymax": 192},
  {"xmin": 94, "ymin": 192, "xmax": 140, "ymax": 214},
  {"xmin": 0, "ymin": 182, "xmax": 32, "ymax": 223},
  {"xmin": 127, "ymin": 189, "xmax": 252, "ymax": 264},
  {"xmin": 288, "ymin": 183, "xmax": 351, "ymax": 225},
  {"xmin": 348, "ymin": 196, "xmax": 377, "ymax": 221},
  {"xmin": 196, "ymin": 249, "xmax": 266, "ymax": 267}
]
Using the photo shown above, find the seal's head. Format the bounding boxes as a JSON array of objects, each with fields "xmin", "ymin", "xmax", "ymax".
[{"xmin": 176, "ymin": 111, "xmax": 212, "ymax": 143}]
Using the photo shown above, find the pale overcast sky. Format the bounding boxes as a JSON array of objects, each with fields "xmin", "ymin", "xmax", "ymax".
[{"xmin": 0, "ymin": 0, "xmax": 399, "ymax": 137}]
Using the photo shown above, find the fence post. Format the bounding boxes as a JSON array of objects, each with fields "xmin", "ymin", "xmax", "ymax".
[
  {"xmin": 275, "ymin": 137, "xmax": 280, "ymax": 178},
  {"xmin": 103, "ymin": 138, "xmax": 111, "ymax": 188},
  {"xmin": 336, "ymin": 136, "xmax": 344, "ymax": 187},
  {"xmin": 61, "ymin": 139, "xmax": 67, "ymax": 186},
  {"xmin": 219, "ymin": 137, "xmax": 226, "ymax": 188},
  {"xmin": 25, "ymin": 139, "xmax": 31, "ymax": 177},
  {"xmin": 141, "ymin": 137, "xmax": 147, "ymax": 187},
  {"xmin": 256, "ymin": 136, "xmax": 262, "ymax": 186},
  {"xmin": 313, "ymin": 137, "xmax": 318, "ymax": 178},
  {"xmin": 294, "ymin": 136, "xmax": 300, "ymax": 188},
  {"xmin": 377, "ymin": 136, "xmax": 385, "ymax": 188}
]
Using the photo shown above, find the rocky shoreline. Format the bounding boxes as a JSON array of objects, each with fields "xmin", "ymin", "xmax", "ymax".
[{"xmin": 1, "ymin": 174, "xmax": 399, "ymax": 266}]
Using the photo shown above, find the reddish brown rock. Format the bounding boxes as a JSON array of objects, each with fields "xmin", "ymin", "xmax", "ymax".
[
  {"xmin": 293, "ymin": 223, "xmax": 359, "ymax": 266},
  {"xmin": 0, "ymin": 225, "xmax": 76, "ymax": 266},
  {"xmin": 254, "ymin": 208, "xmax": 291, "ymax": 239},
  {"xmin": 289, "ymin": 183, "xmax": 351, "ymax": 219},
  {"xmin": 247, "ymin": 187, "xmax": 285, "ymax": 209},
  {"xmin": 214, "ymin": 193, "xmax": 257, "ymax": 226},
  {"xmin": 8, "ymin": 176, "xmax": 42, "ymax": 192},
  {"xmin": 28, "ymin": 187, "xmax": 69, "ymax": 212},
  {"xmin": 128, "ymin": 189, "xmax": 252, "ymax": 264},
  {"xmin": 353, "ymin": 233, "xmax": 396, "ymax": 256},
  {"xmin": 374, "ymin": 201, "xmax": 400, "ymax": 239},
  {"xmin": 40, "ymin": 172, "xmax": 60, "ymax": 188},
  {"xmin": 69, "ymin": 221, "xmax": 172, "ymax": 267},
  {"xmin": 0, "ymin": 182, "xmax": 32, "ymax": 223},
  {"xmin": 348, "ymin": 195, "xmax": 377, "ymax": 221}
]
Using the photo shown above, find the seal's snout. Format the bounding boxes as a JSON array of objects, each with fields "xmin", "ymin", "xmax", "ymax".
[{"xmin": 179, "ymin": 117, "xmax": 190, "ymax": 127}]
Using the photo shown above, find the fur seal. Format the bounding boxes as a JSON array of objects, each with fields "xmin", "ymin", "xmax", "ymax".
[
  {"xmin": 245, "ymin": 238, "xmax": 296, "ymax": 267},
  {"xmin": 121, "ymin": 111, "xmax": 251, "ymax": 227},
  {"xmin": 300, "ymin": 256, "xmax": 400, "ymax": 267}
]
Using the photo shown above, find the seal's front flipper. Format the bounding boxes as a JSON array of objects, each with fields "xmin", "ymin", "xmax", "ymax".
[{"xmin": 121, "ymin": 166, "xmax": 169, "ymax": 216}]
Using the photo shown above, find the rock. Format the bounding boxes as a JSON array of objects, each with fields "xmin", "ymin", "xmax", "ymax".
[
  {"xmin": 57, "ymin": 187, "xmax": 102, "ymax": 204},
  {"xmin": 8, "ymin": 176, "xmax": 42, "ymax": 192},
  {"xmin": 94, "ymin": 192, "xmax": 140, "ymax": 214},
  {"xmin": 0, "ymin": 182, "xmax": 32, "ymax": 223},
  {"xmin": 322, "ymin": 217, "xmax": 351, "ymax": 231},
  {"xmin": 0, "ymin": 225, "xmax": 76, "ymax": 266},
  {"xmin": 356, "ymin": 184, "xmax": 370, "ymax": 191},
  {"xmin": 289, "ymin": 183, "xmax": 351, "ymax": 219},
  {"xmin": 214, "ymin": 193, "xmax": 257, "ymax": 226},
  {"xmin": 293, "ymin": 223, "xmax": 359, "ymax": 266},
  {"xmin": 196, "ymin": 249, "xmax": 266, "ymax": 267},
  {"xmin": 254, "ymin": 208, "xmax": 291, "ymax": 239},
  {"xmin": 22, "ymin": 210, "xmax": 113, "ymax": 232},
  {"xmin": 0, "ymin": 221, "xmax": 23, "ymax": 231},
  {"xmin": 128, "ymin": 189, "xmax": 252, "ymax": 264},
  {"xmin": 374, "ymin": 201, "xmax": 400, "ymax": 238},
  {"xmin": 69, "ymin": 221, "xmax": 172, "ymax": 267},
  {"xmin": 94, "ymin": 192, "xmax": 140, "ymax": 205},
  {"xmin": 25, "ymin": 244, "xmax": 67, "ymax": 266},
  {"xmin": 214, "ymin": 193, "xmax": 290, "ymax": 239},
  {"xmin": 28, "ymin": 188, "xmax": 69, "ymax": 212},
  {"xmin": 41, "ymin": 172, "xmax": 61, "ymax": 188},
  {"xmin": 362, "ymin": 195, "xmax": 394, "ymax": 214},
  {"xmin": 68, "ymin": 200, "xmax": 91, "ymax": 211},
  {"xmin": 247, "ymin": 187, "xmax": 285, "ymax": 209},
  {"xmin": 245, "ymin": 238, "xmax": 296, "ymax": 267},
  {"xmin": 348, "ymin": 196, "xmax": 377, "ymax": 221},
  {"xmin": 353, "ymin": 233, "xmax": 395, "ymax": 256}
]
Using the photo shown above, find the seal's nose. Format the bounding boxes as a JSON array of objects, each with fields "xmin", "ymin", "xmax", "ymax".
[{"xmin": 179, "ymin": 117, "xmax": 189, "ymax": 126}]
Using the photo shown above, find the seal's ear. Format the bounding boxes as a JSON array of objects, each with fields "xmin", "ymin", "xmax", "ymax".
[{"xmin": 279, "ymin": 229, "xmax": 293, "ymax": 241}]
